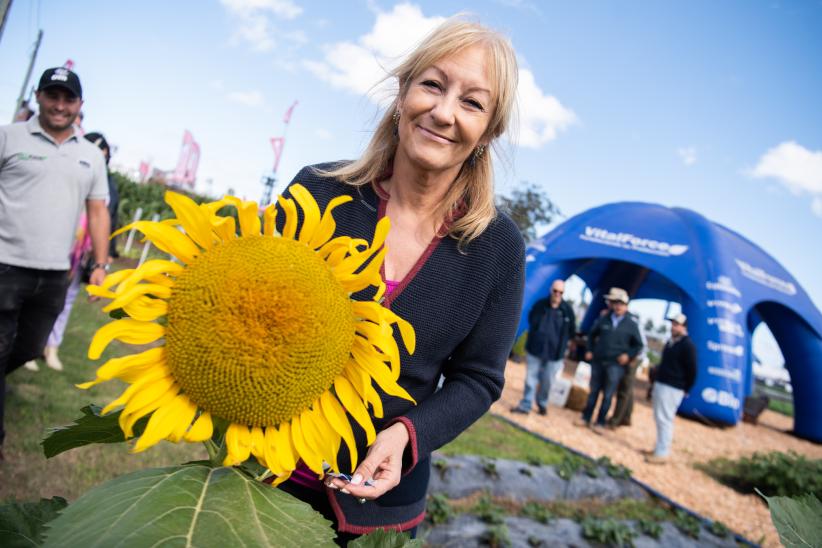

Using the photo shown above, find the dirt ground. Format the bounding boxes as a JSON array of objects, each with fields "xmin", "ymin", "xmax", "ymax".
[{"xmin": 493, "ymin": 360, "xmax": 822, "ymax": 547}]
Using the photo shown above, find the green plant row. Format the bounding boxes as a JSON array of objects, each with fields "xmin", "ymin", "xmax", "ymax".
[
  {"xmin": 426, "ymin": 493, "xmax": 733, "ymax": 547},
  {"xmin": 698, "ymin": 450, "xmax": 822, "ymax": 500}
]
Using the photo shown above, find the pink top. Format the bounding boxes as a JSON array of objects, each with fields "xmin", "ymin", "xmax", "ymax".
[{"xmin": 384, "ymin": 278, "xmax": 400, "ymax": 296}]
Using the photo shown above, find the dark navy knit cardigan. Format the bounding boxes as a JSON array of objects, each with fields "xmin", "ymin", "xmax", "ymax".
[{"xmin": 277, "ymin": 164, "xmax": 525, "ymax": 533}]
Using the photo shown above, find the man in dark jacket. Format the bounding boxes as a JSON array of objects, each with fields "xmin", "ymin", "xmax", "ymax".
[
  {"xmin": 512, "ymin": 279, "xmax": 576, "ymax": 415},
  {"xmin": 646, "ymin": 313, "xmax": 697, "ymax": 464},
  {"xmin": 575, "ymin": 287, "xmax": 644, "ymax": 432}
]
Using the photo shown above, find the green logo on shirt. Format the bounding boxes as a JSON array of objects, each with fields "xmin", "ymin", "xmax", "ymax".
[{"xmin": 16, "ymin": 152, "xmax": 47, "ymax": 161}]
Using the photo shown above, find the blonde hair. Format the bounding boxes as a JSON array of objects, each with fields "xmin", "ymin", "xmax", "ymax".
[{"xmin": 319, "ymin": 17, "xmax": 519, "ymax": 247}]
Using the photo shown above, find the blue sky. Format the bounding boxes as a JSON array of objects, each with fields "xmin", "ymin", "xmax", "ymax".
[{"xmin": 1, "ymin": 1, "xmax": 820, "ymax": 364}]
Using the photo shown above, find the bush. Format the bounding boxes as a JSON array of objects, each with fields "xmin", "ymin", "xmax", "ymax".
[
  {"xmin": 700, "ymin": 451, "xmax": 822, "ymax": 500},
  {"xmin": 113, "ymin": 171, "xmax": 214, "ymax": 227}
]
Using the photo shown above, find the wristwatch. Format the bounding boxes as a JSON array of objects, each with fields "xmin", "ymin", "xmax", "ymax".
[{"xmin": 90, "ymin": 262, "xmax": 111, "ymax": 273}]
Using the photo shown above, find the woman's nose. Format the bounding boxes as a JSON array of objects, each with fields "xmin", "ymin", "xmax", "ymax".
[{"xmin": 429, "ymin": 96, "xmax": 456, "ymax": 125}]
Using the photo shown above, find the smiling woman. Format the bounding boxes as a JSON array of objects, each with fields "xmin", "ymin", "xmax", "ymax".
[{"xmin": 277, "ymin": 16, "xmax": 525, "ymax": 542}]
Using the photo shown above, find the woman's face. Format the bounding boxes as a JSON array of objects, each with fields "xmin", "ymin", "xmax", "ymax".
[{"xmin": 396, "ymin": 45, "xmax": 494, "ymax": 175}]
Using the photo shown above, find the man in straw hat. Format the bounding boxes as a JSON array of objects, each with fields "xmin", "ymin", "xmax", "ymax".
[
  {"xmin": 575, "ymin": 287, "xmax": 644, "ymax": 433},
  {"xmin": 645, "ymin": 313, "xmax": 696, "ymax": 464}
]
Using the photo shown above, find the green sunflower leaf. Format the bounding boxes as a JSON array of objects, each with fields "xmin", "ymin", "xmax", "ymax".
[
  {"xmin": 0, "ymin": 496, "xmax": 68, "ymax": 547},
  {"xmin": 349, "ymin": 529, "xmax": 424, "ymax": 547},
  {"xmin": 41, "ymin": 405, "xmax": 146, "ymax": 458},
  {"xmin": 757, "ymin": 489, "xmax": 822, "ymax": 548},
  {"xmin": 42, "ymin": 465, "xmax": 336, "ymax": 547}
]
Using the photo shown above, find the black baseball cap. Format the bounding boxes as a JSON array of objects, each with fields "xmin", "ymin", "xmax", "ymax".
[{"xmin": 37, "ymin": 67, "xmax": 82, "ymax": 99}]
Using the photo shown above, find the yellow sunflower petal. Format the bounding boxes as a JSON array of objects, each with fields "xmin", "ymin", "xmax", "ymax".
[
  {"xmin": 262, "ymin": 427, "xmax": 287, "ymax": 476},
  {"xmin": 342, "ymin": 364, "xmax": 369, "ymax": 399},
  {"xmin": 165, "ymin": 191, "xmax": 215, "ymax": 250},
  {"xmin": 263, "ymin": 204, "xmax": 279, "ymax": 237},
  {"xmin": 122, "ymin": 297, "xmax": 168, "ymax": 322},
  {"xmin": 119, "ymin": 375, "xmax": 177, "ymax": 420},
  {"xmin": 364, "ymin": 382, "xmax": 384, "ymax": 419},
  {"xmin": 118, "ymin": 260, "xmax": 182, "ymax": 293},
  {"xmin": 224, "ymin": 196, "xmax": 261, "ymax": 237},
  {"xmin": 320, "ymin": 391, "xmax": 358, "ymax": 471},
  {"xmin": 334, "ymin": 376, "xmax": 376, "ymax": 444},
  {"xmin": 351, "ymin": 351, "xmax": 416, "ymax": 404},
  {"xmin": 278, "ymin": 196, "xmax": 298, "ymax": 241},
  {"xmin": 86, "ymin": 285, "xmax": 116, "ymax": 300},
  {"xmin": 224, "ymin": 423, "xmax": 252, "ymax": 466},
  {"xmin": 100, "ymin": 367, "xmax": 169, "ymax": 415},
  {"xmin": 290, "ymin": 414, "xmax": 323, "ymax": 475},
  {"xmin": 120, "ymin": 387, "xmax": 178, "ymax": 439},
  {"xmin": 211, "ymin": 215, "xmax": 236, "ymax": 241},
  {"xmin": 250, "ymin": 426, "xmax": 266, "ymax": 461},
  {"xmin": 300, "ymin": 407, "xmax": 332, "ymax": 470},
  {"xmin": 274, "ymin": 422, "xmax": 297, "ymax": 472},
  {"xmin": 99, "ymin": 268, "xmax": 135, "ymax": 291},
  {"xmin": 116, "ymin": 221, "xmax": 199, "ymax": 264},
  {"xmin": 102, "ymin": 283, "xmax": 172, "ymax": 313},
  {"xmin": 289, "ymin": 184, "xmax": 321, "ymax": 245},
  {"xmin": 88, "ymin": 319, "xmax": 165, "ymax": 360},
  {"xmin": 78, "ymin": 347, "xmax": 166, "ymax": 389},
  {"xmin": 133, "ymin": 394, "xmax": 188, "ymax": 452},
  {"xmin": 307, "ymin": 404, "xmax": 340, "ymax": 474},
  {"xmin": 184, "ymin": 412, "xmax": 213, "ymax": 442},
  {"xmin": 166, "ymin": 397, "xmax": 199, "ymax": 443},
  {"xmin": 309, "ymin": 195, "xmax": 353, "ymax": 250},
  {"xmin": 268, "ymin": 471, "xmax": 293, "ymax": 487}
]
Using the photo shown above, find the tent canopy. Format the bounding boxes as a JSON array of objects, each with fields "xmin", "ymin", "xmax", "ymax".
[{"xmin": 520, "ymin": 202, "xmax": 822, "ymax": 442}]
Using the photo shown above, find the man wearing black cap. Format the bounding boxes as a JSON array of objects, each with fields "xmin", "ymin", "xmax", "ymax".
[
  {"xmin": 0, "ymin": 67, "xmax": 110, "ymax": 460},
  {"xmin": 645, "ymin": 313, "xmax": 697, "ymax": 464}
]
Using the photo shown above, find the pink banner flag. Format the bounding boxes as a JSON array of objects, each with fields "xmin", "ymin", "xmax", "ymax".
[
  {"xmin": 283, "ymin": 101, "xmax": 298, "ymax": 125},
  {"xmin": 271, "ymin": 137, "xmax": 285, "ymax": 173}
]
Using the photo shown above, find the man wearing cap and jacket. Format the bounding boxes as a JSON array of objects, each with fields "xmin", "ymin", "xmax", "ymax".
[
  {"xmin": 646, "ymin": 314, "xmax": 697, "ymax": 464},
  {"xmin": 576, "ymin": 287, "xmax": 644, "ymax": 432},
  {"xmin": 0, "ymin": 67, "xmax": 110, "ymax": 460},
  {"xmin": 512, "ymin": 279, "xmax": 576, "ymax": 416}
]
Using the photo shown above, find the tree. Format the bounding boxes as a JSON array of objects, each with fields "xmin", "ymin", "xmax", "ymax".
[
  {"xmin": 496, "ymin": 181, "xmax": 562, "ymax": 242},
  {"xmin": 644, "ymin": 318, "xmax": 655, "ymax": 333}
]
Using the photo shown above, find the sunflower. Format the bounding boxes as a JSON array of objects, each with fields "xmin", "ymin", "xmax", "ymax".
[{"xmin": 80, "ymin": 185, "xmax": 415, "ymax": 485}]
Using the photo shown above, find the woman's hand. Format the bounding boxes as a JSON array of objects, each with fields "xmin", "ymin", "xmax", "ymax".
[{"xmin": 325, "ymin": 422, "xmax": 409, "ymax": 501}]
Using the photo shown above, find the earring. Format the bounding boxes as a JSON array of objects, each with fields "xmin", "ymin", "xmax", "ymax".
[
  {"xmin": 392, "ymin": 110, "xmax": 400, "ymax": 138},
  {"xmin": 468, "ymin": 144, "xmax": 486, "ymax": 167}
]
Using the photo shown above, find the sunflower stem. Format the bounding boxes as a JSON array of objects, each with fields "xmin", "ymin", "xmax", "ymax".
[
  {"xmin": 255, "ymin": 469, "xmax": 273, "ymax": 482},
  {"xmin": 204, "ymin": 439, "xmax": 220, "ymax": 466}
]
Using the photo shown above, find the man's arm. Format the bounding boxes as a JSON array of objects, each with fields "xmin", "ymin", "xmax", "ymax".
[{"xmin": 86, "ymin": 198, "xmax": 111, "ymax": 286}]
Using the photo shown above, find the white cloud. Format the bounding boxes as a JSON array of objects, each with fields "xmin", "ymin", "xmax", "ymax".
[
  {"xmin": 516, "ymin": 69, "xmax": 577, "ymax": 148},
  {"xmin": 221, "ymin": 0, "xmax": 302, "ymax": 52},
  {"xmin": 304, "ymin": 2, "xmax": 575, "ymax": 148},
  {"xmin": 750, "ymin": 141, "xmax": 822, "ymax": 216},
  {"xmin": 304, "ymin": 3, "xmax": 443, "ymax": 102},
  {"xmin": 315, "ymin": 128, "xmax": 333, "ymax": 140},
  {"xmin": 227, "ymin": 90, "xmax": 264, "ymax": 107},
  {"xmin": 677, "ymin": 146, "xmax": 697, "ymax": 166},
  {"xmin": 220, "ymin": 0, "xmax": 301, "ymax": 19},
  {"xmin": 750, "ymin": 141, "xmax": 822, "ymax": 194}
]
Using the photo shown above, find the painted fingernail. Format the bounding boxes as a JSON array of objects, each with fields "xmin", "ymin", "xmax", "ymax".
[
  {"xmin": 327, "ymin": 483, "xmax": 338, "ymax": 490},
  {"xmin": 351, "ymin": 474, "xmax": 363, "ymax": 485},
  {"xmin": 341, "ymin": 488, "xmax": 350, "ymax": 495}
]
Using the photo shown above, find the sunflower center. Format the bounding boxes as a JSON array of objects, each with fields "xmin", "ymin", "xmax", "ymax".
[{"xmin": 165, "ymin": 235, "xmax": 355, "ymax": 427}]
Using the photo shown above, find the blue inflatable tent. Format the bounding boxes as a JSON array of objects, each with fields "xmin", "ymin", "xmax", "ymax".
[{"xmin": 519, "ymin": 202, "xmax": 822, "ymax": 442}]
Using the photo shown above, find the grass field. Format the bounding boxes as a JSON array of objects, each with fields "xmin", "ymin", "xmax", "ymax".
[{"xmin": 1, "ymin": 271, "xmax": 567, "ymax": 504}]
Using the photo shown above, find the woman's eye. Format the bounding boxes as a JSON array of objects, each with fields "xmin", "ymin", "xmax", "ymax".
[
  {"xmin": 422, "ymin": 80, "xmax": 442, "ymax": 90},
  {"xmin": 465, "ymin": 98, "xmax": 485, "ymax": 111}
]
